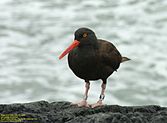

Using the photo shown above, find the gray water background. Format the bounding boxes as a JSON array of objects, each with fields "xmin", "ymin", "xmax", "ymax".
[{"xmin": 0, "ymin": 0, "xmax": 167, "ymax": 106}]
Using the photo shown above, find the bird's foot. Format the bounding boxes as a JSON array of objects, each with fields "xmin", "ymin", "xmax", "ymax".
[
  {"xmin": 72, "ymin": 100, "xmax": 90, "ymax": 107},
  {"xmin": 91, "ymin": 100, "xmax": 103, "ymax": 108}
]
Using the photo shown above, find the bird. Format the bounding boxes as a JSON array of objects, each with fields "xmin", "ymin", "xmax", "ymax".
[{"xmin": 59, "ymin": 27, "xmax": 130, "ymax": 108}]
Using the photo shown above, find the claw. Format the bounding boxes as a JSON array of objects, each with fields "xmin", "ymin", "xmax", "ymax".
[
  {"xmin": 91, "ymin": 100, "xmax": 103, "ymax": 108},
  {"xmin": 72, "ymin": 100, "xmax": 90, "ymax": 107}
]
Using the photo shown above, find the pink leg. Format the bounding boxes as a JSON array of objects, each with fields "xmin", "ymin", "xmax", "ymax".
[
  {"xmin": 91, "ymin": 82, "xmax": 106, "ymax": 108},
  {"xmin": 73, "ymin": 81, "xmax": 90, "ymax": 107}
]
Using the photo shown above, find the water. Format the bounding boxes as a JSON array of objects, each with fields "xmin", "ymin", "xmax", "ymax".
[{"xmin": 0, "ymin": 0, "xmax": 167, "ymax": 106}]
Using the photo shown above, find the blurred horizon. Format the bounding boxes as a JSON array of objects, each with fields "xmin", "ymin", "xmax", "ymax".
[{"xmin": 0, "ymin": 0, "xmax": 167, "ymax": 106}]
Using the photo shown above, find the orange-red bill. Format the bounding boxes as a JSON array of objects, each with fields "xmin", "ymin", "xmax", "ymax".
[{"xmin": 59, "ymin": 40, "xmax": 80, "ymax": 59}]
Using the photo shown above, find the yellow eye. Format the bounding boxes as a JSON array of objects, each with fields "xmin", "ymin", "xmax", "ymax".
[{"xmin": 83, "ymin": 33, "xmax": 88, "ymax": 38}]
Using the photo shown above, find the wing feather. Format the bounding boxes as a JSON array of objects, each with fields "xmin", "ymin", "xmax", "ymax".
[{"xmin": 98, "ymin": 39, "xmax": 122, "ymax": 71}]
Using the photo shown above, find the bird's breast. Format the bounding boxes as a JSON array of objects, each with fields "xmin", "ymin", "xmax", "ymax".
[{"xmin": 68, "ymin": 48, "xmax": 100, "ymax": 80}]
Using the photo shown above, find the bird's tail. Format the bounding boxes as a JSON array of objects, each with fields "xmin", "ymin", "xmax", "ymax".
[{"xmin": 121, "ymin": 57, "xmax": 130, "ymax": 63}]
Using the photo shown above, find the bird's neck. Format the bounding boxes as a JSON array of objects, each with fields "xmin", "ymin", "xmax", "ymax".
[{"xmin": 79, "ymin": 40, "xmax": 98, "ymax": 49}]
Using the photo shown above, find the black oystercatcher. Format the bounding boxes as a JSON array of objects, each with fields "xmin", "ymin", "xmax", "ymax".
[{"xmin": 59, "ymin": 28, "xmax": 130, "ymax": 108}]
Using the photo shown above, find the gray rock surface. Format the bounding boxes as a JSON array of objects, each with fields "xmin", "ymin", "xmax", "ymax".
[{"xmin": 0, "ymin": 101, "xmax": 167, "ymax": 123}]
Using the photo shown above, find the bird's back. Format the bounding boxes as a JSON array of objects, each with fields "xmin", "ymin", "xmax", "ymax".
[{"xmin": 97, "ymin": 39, "xmax": 122, "ymax": 72}]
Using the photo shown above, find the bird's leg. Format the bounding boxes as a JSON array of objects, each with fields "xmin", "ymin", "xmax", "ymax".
[
  {"xmin": 75, "ymin": 81, "xmax": 90, "ymax": 107},
  {"xmin": 91, "ymin": 81, "xmax": 106, "ymax": 108}
]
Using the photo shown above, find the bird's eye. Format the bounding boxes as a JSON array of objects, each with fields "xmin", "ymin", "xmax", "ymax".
[{"xmin": 83, "ymin": 33, "xmax": 88, "ymax": 38}]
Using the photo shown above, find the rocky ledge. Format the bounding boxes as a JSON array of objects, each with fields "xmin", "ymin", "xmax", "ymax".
[{"xmin": 0, "ymin": 101, "xmax": 167, "ymax": 123}]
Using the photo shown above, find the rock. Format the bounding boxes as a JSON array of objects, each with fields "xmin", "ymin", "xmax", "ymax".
[{"xmin": 0, "ymin": 101, "xmax": 167, "ymax": 123}]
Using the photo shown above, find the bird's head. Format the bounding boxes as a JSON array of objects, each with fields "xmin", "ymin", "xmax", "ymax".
[
  {"xmin": 59, "ymin": 27, "xmax": 97, "ymax": 59},
  {"xmin": 74, "ymin": 28, "xmax": 97, "ymax": 45}
]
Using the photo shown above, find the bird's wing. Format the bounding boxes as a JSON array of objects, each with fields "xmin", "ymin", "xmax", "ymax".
[{"xmin": 98, "ymin": 39, "xmax": 122, "ymax": 71}]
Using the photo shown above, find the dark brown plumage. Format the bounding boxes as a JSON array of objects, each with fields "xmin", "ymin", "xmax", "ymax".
[{"xmin": 59, "ymin": 27, "xmax": 130, "ymax": 108}]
